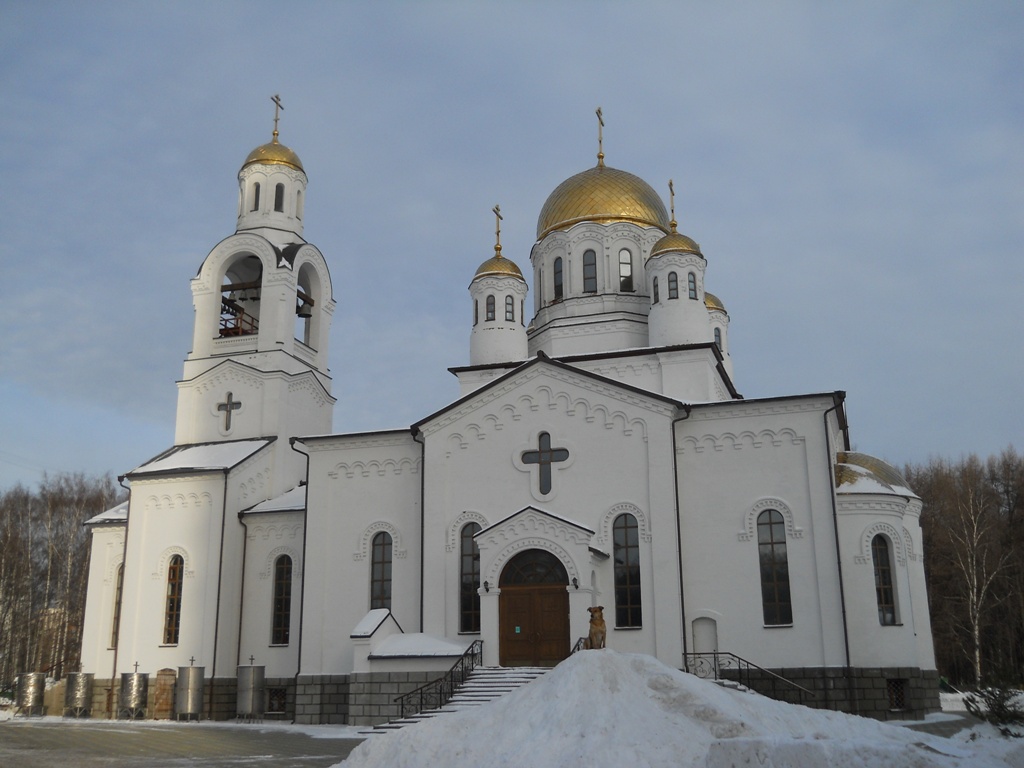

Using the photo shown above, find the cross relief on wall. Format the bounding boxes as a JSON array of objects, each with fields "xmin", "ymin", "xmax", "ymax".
[{"xmin": 520, "ymin": 432, "xmax": 570, "ymax": 495}]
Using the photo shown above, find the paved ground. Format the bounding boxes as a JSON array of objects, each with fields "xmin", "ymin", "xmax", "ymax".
[{"xmin": 0, "ymin": 718, "xmax": 366, "ymax": 768}]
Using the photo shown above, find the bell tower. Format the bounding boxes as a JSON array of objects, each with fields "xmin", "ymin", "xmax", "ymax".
[{"xmin": 174, "ymin": 98, "xmax": 335, "ymax": 472}]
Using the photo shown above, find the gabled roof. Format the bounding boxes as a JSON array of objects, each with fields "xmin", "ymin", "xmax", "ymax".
[
  {"xmin": 476, "ymin": 505, "xmax": 595, "ymax": 538},
  {"xmin": 242, "ymin": 484, "xmax": 306, "ymax": 515},
  {"xmin": 126, "ymin": 438, "xmax": 274, "ymax": 479},
  {"xmin": 85, "ymin": 499, "xmax": 128, "ymax": 526}
]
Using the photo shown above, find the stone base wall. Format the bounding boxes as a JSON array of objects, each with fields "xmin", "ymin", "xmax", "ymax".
[
  {"xmin": 347, "ymin": 671, "xmax": 440, "ymax": 727},
  {"xmin": 719, "ymin": 666, "xmax": 940, "ymax": 720},
  {"xmin": 294, "ymin": 674, "xmax": 351, "ymax": 724}
]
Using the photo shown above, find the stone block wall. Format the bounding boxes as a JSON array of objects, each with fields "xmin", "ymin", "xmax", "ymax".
[
  {"xmin": 720, "ymin": 666, "xmax": 940, "ymax": 720},
  {"xmin": 294, "ymin": 674, "xmax": 351, "ymax": 724},
  {"xmin": 347, "ymin": 671, "xmax": 439, "ymax": 727}
]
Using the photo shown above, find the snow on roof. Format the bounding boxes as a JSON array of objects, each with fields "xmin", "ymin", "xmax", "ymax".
[
  {"xmin": 85, "ymin": 499, "xmax": 128, "ymax": 526},
  {"xmin": 351, "ymin": 609, "xmax": 393, "ymax": 638},
  {"xmin": 836, "ymin": 452, "xmax": 917, "ymax": 498},
  {"xmin": 244, "ymin": 485, "xmax": 306, "ymax": 514},
  {"xmin": 368, "ymin": 634, "xmax": 471, "ymax": 658},
  {"xmin": 340, "ymin": 650, "xmax": 987, "ymax": 768},
  {"xmin": 129, "ymin": 439, "xmax": 271, "ymax": 476}
]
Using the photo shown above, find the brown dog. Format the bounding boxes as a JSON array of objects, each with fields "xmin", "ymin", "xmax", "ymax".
[{"xmin": 583, "ymin": 605, "xmax": 606, "ymax": 650}]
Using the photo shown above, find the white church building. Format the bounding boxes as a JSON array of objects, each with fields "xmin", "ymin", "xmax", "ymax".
[{"xmin": 80, "ymin": 116, "xmax": 939, "ymax": 724}]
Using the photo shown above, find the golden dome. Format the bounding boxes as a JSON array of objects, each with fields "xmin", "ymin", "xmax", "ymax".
[
  {"xmin": 835, "ymin": 452, "xmax": 916, "ymax": 495},
  {"xmin": 536, "ymin": 164, "xmax": 670, "ymax": 239},
  {"xmin": 651, "ymin": 230, "xmax": 702, "ymax": 257},
  {"xmin": 242, "ymin": 137, "xmax": 304, "ymax": 172},
  {"xmin": 474, "ymin": 248, "xmax": 524, "ymax": 281},
  {"xmin": 704, "ymin": 292, "xmax": 726, "ymax": 312}
]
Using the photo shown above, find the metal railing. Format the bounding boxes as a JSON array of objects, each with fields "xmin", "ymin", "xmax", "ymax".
[
  {"xmin": 395, "ymin": 640, "xmax": 483, "ymax": 719},
  {"xmin": 683, "ymin": 651, "xmax": 816, "ymax": 705},
  {"xmin": 570, "ymin": 637, "xmax": 587, "ymax": 654}
]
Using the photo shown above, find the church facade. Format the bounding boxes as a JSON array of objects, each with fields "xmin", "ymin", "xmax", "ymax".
[{"xmin": 80, "ymin": 120, "xmax": 939, "ymax": 724}]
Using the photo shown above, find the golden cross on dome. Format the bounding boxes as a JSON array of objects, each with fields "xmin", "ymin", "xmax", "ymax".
[
  {"xmin": 668, "ymin": 179, "xmax": 678, "ymax": 231},
  {"xmin": 271, "ymin": 94, "xmax": 284, "ymax": 140},
  {"xmin": 493, "ymin": 204, "xmax": 503, "ymax": 255},
  {"xmin": 595, "ymin": 106, "xmax": 605, "ymax": 167}
]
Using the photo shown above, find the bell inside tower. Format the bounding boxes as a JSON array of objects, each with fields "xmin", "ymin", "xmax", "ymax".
[{"xmin": 220, "ymin": 256, "xmax": 263, "ymax": 337}]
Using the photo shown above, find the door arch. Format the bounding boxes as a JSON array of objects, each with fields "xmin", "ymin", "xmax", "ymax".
[{"xmin": 498, "ymin": 549, "xmax": 570, "ymax": 667}]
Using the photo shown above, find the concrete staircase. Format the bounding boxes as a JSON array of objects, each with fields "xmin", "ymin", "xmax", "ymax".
[{"xmin": 362, "ymin": 666, "xmax": 549, "ymax": 734}]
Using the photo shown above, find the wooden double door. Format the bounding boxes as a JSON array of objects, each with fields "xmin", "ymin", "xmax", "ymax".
[{"xmin": 498, "ymin": 550, "xmax": 570, "ymax": 667}]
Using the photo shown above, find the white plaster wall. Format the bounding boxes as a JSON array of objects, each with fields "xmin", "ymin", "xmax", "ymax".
[
  {"xmin": 469, "ymin": 274, "xmax": 529, "ymax": 366},
  {"xmin": 79, "ymin": 524, "xmax": 125, "ymax": 676}
]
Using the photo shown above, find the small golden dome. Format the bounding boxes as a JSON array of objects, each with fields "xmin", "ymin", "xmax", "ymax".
[
  {"xmin": 243, "ymin": 137, "xmax": 304, "ymax": 172},
  {"xmin": 835, "ymin": 452, "xmax": 915, "ymax": 495},
  {"xmin": 704, "ymin": 292, "xmax": 726, "ymax": 312},
  {"xmin": 474, "ymin": 248, "xmax": 525, "ymax": 281},
  {"xmin": 536, "ymin": 164, "xmax": 670, "ymax": 239},
  {"xmin": 651, "ymin": 230, "xmax": 702, "ymax": 257}
]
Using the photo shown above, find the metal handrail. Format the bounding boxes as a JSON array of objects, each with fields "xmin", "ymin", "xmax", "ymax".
[
  {"xmin": 683, "ymin": 651, "xmax": 816, "ymax": 705},
  {"xmin": 570, "ymin": 637, "xmax": 587, "ymax": 654},
  {"xmin": 394, "ymin": 640, "xmax": 483, "ymax": 719}
]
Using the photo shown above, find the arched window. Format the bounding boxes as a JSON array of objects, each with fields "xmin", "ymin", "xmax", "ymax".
[
  {"xmin": 251, "ymin": 182, "xmax": 261, "ymax": 212},
  {"xmin": 505, "ymin": 295, "xmax": 515, "ymax": 322},
  {"xmin": 872, "ymin": 535, "xmax": 897, "ymax": 625},
  {"xmin": 714, "ymin": 327, "xmax": 722, "ymax": 348},
  {"xmin": 110, "ymin": 563, "xmax": 124, "ymax": 649},
  {"xmin": 274, "ymin": 183, "xmax": 285, "ymax": 212},
  {"xmin": 583, "ymin": 250, "xmax": 597, "ymax": 293},
  {"xmin": 473, "ymin": 299, "xmax": 478, "ymax": 326},
  {"xmin": 613, "ymin": 513, "xmax": 642, "ymax": 627},
  {"xmin": 485, "ymin": 295, "xmax": 495, "ymax": 321},
  {"xmin": 652, "ymin": 277, "xmax": 659, "ymax": 304},
  {"xmin": 667, "ymin": 272, "xmax": 679, "ymax": 299},
  {"xmin": 757, "ymin": 510, "xmax": 792, "ymax": 625},
  {"xmin": 271, "ymin": 555, "xmax": 293, "ymax": 644},
  {"xmin": 688, "ymin": 272, "xmax": 698, "ymax": 299},
  {"xmin": 296, "ymin": 190, "xmax": 303, "ymax": 220},
  {"xmin": 164, "ymin": 555, "xmax": 184, "ymax": 645},
  {"xmin": 520, "ymin": 299, "xmax": 525, "ymax": 326},
  {"xmin": 460, "ymin": 523, "xmax": 481, "ymax": 633},
  {"xmin": 553, "ymin": 257, "xmax": 563, "ymax": 301},
  {"xmin": 370, "ymin": 532, "xmax": 393, "ymax": 610},
  {"xmin": 619, "ymin": 249, "xmax": 633, "ymax": 292}
]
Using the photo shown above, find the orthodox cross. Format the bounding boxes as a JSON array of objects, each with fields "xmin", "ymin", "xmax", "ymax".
[
  {"xmin": 133, "ymin": 662, "xmax": 139, "ymax": 673},
  {"xmin": 595, "ymin": 106, "xmax": 605, "ymax": 166},
  {"xmin": 217, "ymin": 392, "xmax": 241, "ymax": 431},
  {"xmin": 493, "ymin": 204, "xmax": 503, "ymax": 255},
  {"xmin": 668, "ymin": 179, "xmax": 678, "ymax": 231},
  {"xmin": 271, "ymin": 94, "xmax": 284, "ymax": 140},
  {"xmin": 249, "ymin": 655, "xmax": 256, "ymax": 665},
  {"xmin": 521, "ymin": 432, "xmax": 570, "ymax": 495}
]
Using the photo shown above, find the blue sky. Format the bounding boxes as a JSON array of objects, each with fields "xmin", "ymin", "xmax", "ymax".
[{"xmin": 1, "ymin": 1, "xmax": 1021, "ymax": 489}]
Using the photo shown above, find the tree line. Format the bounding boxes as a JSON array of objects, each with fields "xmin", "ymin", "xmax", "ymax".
[
  {"xmin": 1, "ymin": 450, "xmax": 1022, "ymax": 691},
  {"xmin": 0, "ymin": 473, "xmax": 123, "ymax": 689}
]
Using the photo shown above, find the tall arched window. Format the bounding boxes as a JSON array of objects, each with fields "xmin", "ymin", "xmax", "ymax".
[
  {"xmin": 667, "ymin": 272, "xmax": 679, "ymax": 299},
  {"xmin": 296, "ymin": 190, "xmax": 303, "ymax": 219},
  {"xmin": 652, "ymin": 277, "xmax": 659, "ymax": 304},
  {"xmin": 619, "ymin": 249, "xmax": 633, "ymax": 292},
  {"xmin": 473, "ymin": 299, "xmax": 478, "ymax": 326},
  {"xmin": 613, "ymin": 513, "xmax": 642, "ymax": 627},
  {"xmin": 272, "ymin": 555, "xmax": 293, "ymax": 644},
  {"xmin": 460, "ymin": 523, "xmax": 481, "ymax": 632},
  {"xmin": 553, "ymin": 257, "xmax": 563, "ymax": 300},
  {"xmin": 485, "ymin": 295, "xmax": 495, "ymax": 321},
  {"xmin": 757, "ymin": 510, "xmax": 792, "ymax": 625},
  {"xmin": 505, "ymin": 295, "xmax": 515, "ymax": 322},
  {"xmin": 251, "ymin": 182, "xmax": 261, "ymax": 212},
  {"xmin": 520, "ymin": 299, "xmax": 525, "ymax": 326},
  {"xmin": 872, "ymin": 535, "xmax": 897, "ymax": 625},
  {"xmin": 274, "ymin": 183, "xmax": 285, "ymax": 212},
  {"xmin": 164, "ymin": 555, "xmax": 184, "ymax": 645},
  {"xmin": 688, "ymin": 272, "xmax": 698, "ymax": 299},
  {"xmin": 370, "ymin": 532, "xmax": 393, "ymax": 610},
  {"xmin": 583, "ymin": 250, "xmax": 597, "ymax": 293},
  {"xmin": 110, "ymin": 563, "xmax": 124, "ymax": 649},
  {"xmin": 714, "ymin": 327, "xmax": 722, "ymax": 348}
]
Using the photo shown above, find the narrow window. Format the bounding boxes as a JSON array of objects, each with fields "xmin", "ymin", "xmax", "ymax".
[
  {"xmin": 473, "ymin": 299, "xmax": 478, "ymax": 326},
  {"xmin": 274, "ymin": 183, "xmax": 285, "ymax": 212},
  {"xmin": 251, "ymin": 182, "xmax": 261, "ymax": 212},
  {"xmin": 271, "ymin": 555, "xmax": 293, "ymax": 644},
  {"xmin": 613, "ymin": 513, "xmax": 642, "ymax": 627},
  {"xmin": 520, "ymin": 299, "xmax": 525, "ymax": 326},
  {"xmin": 688, "ymin": 272, "xmax": 698, "ymax": 299},
  {"xmin": 757, "ymin": 510, "xmax": 792, "ymax": 625},
  {"xmin": 652, "ymin": 277, "xmax": 659, "ymax": 304},
  {"xmin": 505, "ymin": 295, "xmax": 515, "ymax": 322},
  {"xmin": 370, "ymin": 532, "xmax": 393, "ymax": 610},
  {"xmin": 485, "ymin": 295, "xmax": 495, "ymax": 321},
  {"xmin": 714, "ymin": 327, "xmax": 722, "ymax": 348},
  {"xmin": 553, "ymin": 257, "xmax": 564, "ymax": 300},
  {"xmin": 872, "ymin": 535, "xmax": 897, "ymax": 625},
  {"xmin": 110, "ymin": 563, "xmax": 124, "ymax": 648},
  {"xmin": 583, "ymin": 250, "xmax": 597, "ymax": 293},
  {"xmin": 296, "ymin": 190, "xmax": 303, "ymax": 219},
  {"xmin": 163, "ymin": 555, "xmax": 184, "ymax": 645},
  {"xmin": 668, "ymin": 272, "xmax": 679, "ymax": 299},
  {"xmin": 460, "ymin": 523, "xmax": 482, "ymax": 632},
  {"xmin": 619, "ymin": 249, "xmax": 633, "ymax": 292}
]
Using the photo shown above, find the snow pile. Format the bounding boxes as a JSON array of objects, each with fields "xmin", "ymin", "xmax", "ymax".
[{"xmin": 338, "ymin": 650, "xmax": 1023, "ymax": 768}]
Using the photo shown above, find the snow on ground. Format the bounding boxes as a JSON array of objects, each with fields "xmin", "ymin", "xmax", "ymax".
[{"xmin": 336, "ymin": 650, "xmax": 1024, "ymax": 768}]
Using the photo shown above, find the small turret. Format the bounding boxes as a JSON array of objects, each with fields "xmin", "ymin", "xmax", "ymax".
[{"xmin": 469, "ymin": 206, "xmax": 528, "ymax": 366}]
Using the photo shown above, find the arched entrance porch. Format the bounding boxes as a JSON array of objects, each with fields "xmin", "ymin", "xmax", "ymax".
[{"xmin": 498, "ymin": 549, "xmax": 571, "ymax": 667}]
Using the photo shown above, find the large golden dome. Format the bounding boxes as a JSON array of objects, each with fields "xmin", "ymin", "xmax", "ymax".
[
  {"xmin": 536, "ymin": 164, "xmax": 670, "ymax": 239},
  {"xmin": 242, "ymin": 137, "xmax": 304, "ymax": 172}
]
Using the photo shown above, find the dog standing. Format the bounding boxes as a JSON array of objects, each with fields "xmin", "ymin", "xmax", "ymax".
[{"xmin": 583, "ymin": 605, "xmax": 606, "ymax": 650}]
